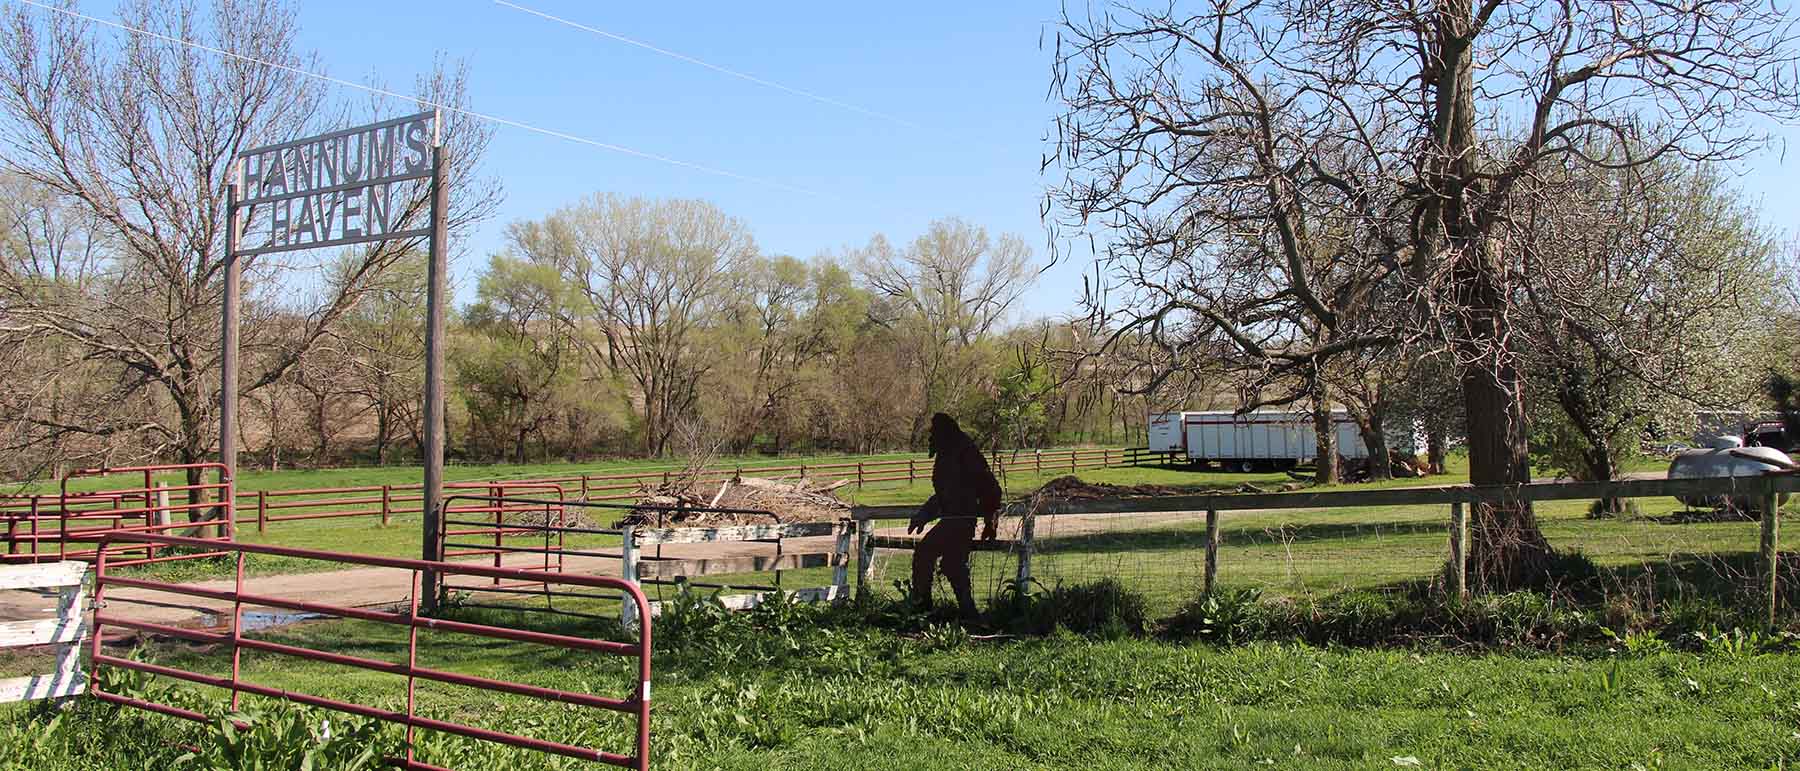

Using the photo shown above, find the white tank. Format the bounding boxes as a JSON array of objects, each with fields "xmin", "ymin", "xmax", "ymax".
[{"xmin": 1667, "ymin": 437, "xmax": 1792, "ymax": 512}]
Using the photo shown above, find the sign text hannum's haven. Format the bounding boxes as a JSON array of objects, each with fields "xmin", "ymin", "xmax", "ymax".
[{"xmin": 237, "ymin": 111, "xmax": 436, "ymax": 254}]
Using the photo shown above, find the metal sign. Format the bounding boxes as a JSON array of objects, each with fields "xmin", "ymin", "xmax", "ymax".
[
  {"xmin": 219, "ymin": 109, "xmax": 453, "ymax": 609},
  {"xmin": 233, "ymin": 110, "xmax": 438, "ymax": 256}
]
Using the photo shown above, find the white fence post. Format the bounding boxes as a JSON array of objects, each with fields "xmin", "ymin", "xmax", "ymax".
[
  {"xmin": 856, "ymin": 518, "xmax": 877, "ymax": 595},
  {"xmin": 832, "ymin": 520, "xmax": 852, "ymax": 599},
  {"xmin": 153, "ymin": 482, "xmax": 171, "ymax": 530},
  {"xmin": 619, "ymin": 526, "xmax": 639, "ymax": 628}
]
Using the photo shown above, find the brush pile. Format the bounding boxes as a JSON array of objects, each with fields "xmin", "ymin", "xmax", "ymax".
[
  {"xmin": 617, "ymin": 474, "xmax": 851, "ymax": 528},
  {"xmin": 1031, "ymin": 475, "xmax": 1188, "ymax": 500}
]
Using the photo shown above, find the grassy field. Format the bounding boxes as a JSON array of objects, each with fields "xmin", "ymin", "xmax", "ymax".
[
  {"xmin": 3, "ymin": 594, "xmax": 1798, "ymax": 770},
  {"xmin": 3, "ymin": 450, "xmax": 1797, "ymax": 769}
]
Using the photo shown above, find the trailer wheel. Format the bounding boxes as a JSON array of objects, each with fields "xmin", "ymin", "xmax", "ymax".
[{"xmin": 1234, "ymin": 460, "xmax": 1256, "ymax": 473}]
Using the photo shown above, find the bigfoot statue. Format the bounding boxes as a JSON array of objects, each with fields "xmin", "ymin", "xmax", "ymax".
[{"xmin": 907, "ymin": 413, "xmax": 1002, "ymax": 617}]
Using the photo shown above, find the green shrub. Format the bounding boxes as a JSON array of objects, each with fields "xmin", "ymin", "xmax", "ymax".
[
  {"xmin": 990, "ymin": 578, "xmax": 1150, "ymax": 639},
  {"xmin": 175, "ymin": 705, "xmax": 395, "ymax": 770},
  {"xmin": 1162, "ymin": 586, "xmax": 1268, "ymax": 644}
]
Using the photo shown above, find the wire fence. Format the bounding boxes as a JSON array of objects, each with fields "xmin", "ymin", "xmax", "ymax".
[{"xmin": 853, "ymin": 474, "xmax": 1799, "ymax": 625}]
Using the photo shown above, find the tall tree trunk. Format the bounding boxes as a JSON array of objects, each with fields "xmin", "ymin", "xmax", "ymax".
[
  {"xmin": 375, "ymin": 408, "xmax": 391, "ymax": 465},
  {"xmin": 1359, "ymin": 412, "xmax": 1393, "ymax": 481},
  {"xmin": 1311, "ymin": 377, "xmax": 1338, "ymax": 484},
  {"xmin": 1460, "ymin": 353, "xmax": 1551, "ymax": 585},
  {"xmin": 1426, "ymin": 425, "xmax": 1447, "ymax": 475},
  {"xmin": 1582, "ymin": 440, "xmax": 1624, "ymax": 515},
  {"xmin": 1428, "ymin": 0, "xmax": 1552, "ymax": 588}
]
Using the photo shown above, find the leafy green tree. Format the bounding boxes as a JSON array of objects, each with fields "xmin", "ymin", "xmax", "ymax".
[
  {"xmin": 1523, "ymin": 160, "xmax": 1779, "ymax": 513},
  {"xmin": 455, "ymin": 256, "xmax": 583, "ymax": 464}
]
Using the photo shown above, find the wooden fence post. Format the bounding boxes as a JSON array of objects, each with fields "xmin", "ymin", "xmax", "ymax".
[
  {"xmin": 580, "ymin": 473, "xmax": 590, "ymax": 502},
  {"xmin": 856, "ymin": 518, "xmax": 877, "ymax": 595},
  {"xmin": 856, "ymin": 462, "xmax": 864, "ymax": 490},
  {"xmin": 1449, "ymin": 500, "xmax": 1468, "ymax": 601},
  {"xmin": 1204, "ymin": 508, "xmax": 1219, "ymax": 594},
  {"xmin": 832, "ymin": 520, "xmax": 852, "ymax": 600},
  {"xmin": 620, "ymin": 526, "xmax": 640, "ymax": 628},
  {"xmin": 1015, "ymin": 512, "xmax": 1035, "ymax": 589},
  {"xmin": 149, "ymin": 483, "xmax": 171, "ymax": 532},
  {"xmin": 380, "ymin": 485, "xmax": 392, "ymax": 527},
  {"xmin": 1763, "ymin": 480, "xmax": 1781, "ymax": 629},
  {"xmin": 907, "ymin": 458, "xmax": 916, "ymax": 484},
  {"xmin": 252, "ymin": 488, "xmax": 265, "ymax": 534},
  {"xmin": 1035, "ymin": 449, "xmax": 1041, "ymax": 474}
]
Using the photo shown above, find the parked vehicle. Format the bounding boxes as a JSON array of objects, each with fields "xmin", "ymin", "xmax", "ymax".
[
  {"xmin": 1147, "ymin": 410, "xmax": 1420, "ymax": 472},
  {"xmin": 1667, "ymin": 435, "xmax": 1794, "ymax": 513}
]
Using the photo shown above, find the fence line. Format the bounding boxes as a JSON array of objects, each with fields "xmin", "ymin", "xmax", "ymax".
[
  {"xmin": 853, "ymin": 472, "xmax": 1800, "ymax": 627},
  {"xmin": 0, "ymin": 446, "xmax": 1141, "ymax": 540}
]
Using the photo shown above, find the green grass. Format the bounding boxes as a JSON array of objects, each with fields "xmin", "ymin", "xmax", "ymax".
[
  {"xmin": 5, "ymin": 451, "xmax": 1798, "ymax": 769},
  {"xmin": 4, "ymin": 599, "xmax": 1799, "ymax": 770}
]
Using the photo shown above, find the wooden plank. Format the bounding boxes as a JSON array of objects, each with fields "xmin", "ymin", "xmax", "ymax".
[
  {"xmin": 0, "ymin": 561, "xmax": 85, "ymax": 591},
  {"xmin": 636, "ymin": 552, "xmax": 833, "ymax": 579},
  {"xmin": 1203, "ymin": 508, "xmax": 1218, "ymax": 594},
  {"xmin": 644, "ymin": 585, "xmax": 844, "ymax": 617},
  {"xmin": 633, "ymin": 521, "xmax": 841, "ymax": 546},
  {"xmin": 0, "ymin": 663, "xmax": 84, "ymax": 704},
  {"xmin": 0, "ymin": 617, "xmax": 87, "ymax": 647},
  {"xmin": 867, "ymin": 535, "xmax": 1015, "ymax": 552},
  {"xmin": 1015, "ymin": 514, "xmax": 1035, "ymax": 587},
  {"xmin": 851, "ymin": 475, "xmax": 1800, "ymax": 521}
]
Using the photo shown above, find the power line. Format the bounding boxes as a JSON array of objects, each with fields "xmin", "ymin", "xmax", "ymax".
[
  {"xmin": 493, "ymin": 0, "xmax": 921, "ymax": 130},
  {"xmin": 11, "ymin": 0, "xmax": 823, "ymax": 196}
]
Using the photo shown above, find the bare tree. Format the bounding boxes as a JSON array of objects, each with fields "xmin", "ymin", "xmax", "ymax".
[
  {"xmin": 1051, "ymin": 0, "xmax": 1798, "ymax": 586},
  {"xmin": 331, "ymin": 252, "xmax": 428, "ymax": 464},
  {"xmin": 0, "ymin": 0, "xmax": 496, "ymax": 495},
  {"xmin": 513, "ymin": 194, "xmax": 755, "ymax": 457},
  {"xmin": 856, "ymin": 217, "xmax": 1035, "ymax": 441}
]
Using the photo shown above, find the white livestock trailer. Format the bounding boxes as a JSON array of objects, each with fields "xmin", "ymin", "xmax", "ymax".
[{"xmin": 1148, "ymin": 410, "xmax": 1417, "ymax": 472}]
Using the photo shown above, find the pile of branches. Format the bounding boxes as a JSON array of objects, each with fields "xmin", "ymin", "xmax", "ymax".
[
  {"xmin": 1031, "ymin": 475, "xmax": 1303, "ymax": 502},
  {"xmin": 1032, "ymin": 475, "xmax": 1189, "ymax": 500},
  {"xmin": 616, "ymin": 474, "xmax": 851, "ymax": 528}
]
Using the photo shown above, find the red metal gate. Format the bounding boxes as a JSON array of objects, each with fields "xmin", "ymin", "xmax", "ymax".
[
  {"xmin": 3, "ymin": 463, "xmax": 233, "ymax": 566},
  {"xmin": 88, "ymin": 531, "xmax": 652, "ymax": 770}
]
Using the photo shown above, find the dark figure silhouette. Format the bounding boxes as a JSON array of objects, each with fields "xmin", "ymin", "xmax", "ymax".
[{"xmin": 908, "ymin": 413, "xmax": 1001, "ymax": 617}]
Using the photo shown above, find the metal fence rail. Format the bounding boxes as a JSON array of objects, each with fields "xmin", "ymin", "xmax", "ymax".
[
  {"xmin": 217, "ymin": 446, "xmax": 1139, "ymax": 534},
  {"xmin": 1, "ymin": 464, "xmax": 233, "ymax": 567},
  {"xmin": 89, "ymin": 531, "xmax": 652, "ymax": 771}
]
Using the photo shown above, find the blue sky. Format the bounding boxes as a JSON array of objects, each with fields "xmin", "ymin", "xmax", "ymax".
[
  {"xmin": 279, "ymin": 1, "xmax": 1083, "ymax": 316},
  {"xmin": 68, "ymin": 1, "xmax": 1800, "ymax": 317}
]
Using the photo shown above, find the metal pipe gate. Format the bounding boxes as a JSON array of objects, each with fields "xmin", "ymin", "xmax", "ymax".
[{"xmin": 89, "ymin": 531, "xmax": 652, "ymax": 770}]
